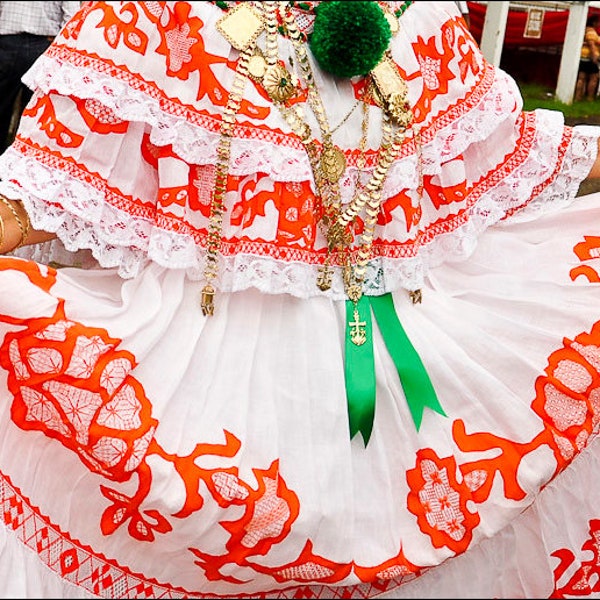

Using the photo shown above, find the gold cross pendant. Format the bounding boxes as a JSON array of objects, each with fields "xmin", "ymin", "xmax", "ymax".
[{"xmin": 348, "ymin": 306, "xmax": 367, "ymax": 346}]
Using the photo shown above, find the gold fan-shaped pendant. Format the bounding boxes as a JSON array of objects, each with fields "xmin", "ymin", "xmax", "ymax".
[{"xmin": 263, "ymin": 64, "xmax": 298, "ymax": 103}]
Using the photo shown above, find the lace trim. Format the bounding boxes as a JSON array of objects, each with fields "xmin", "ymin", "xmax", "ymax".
[
  {"xmin": 1, "ymin": 110, "xmax": 595, "ymax": 299},
  {"xmin": 504, "ymin": 121, "xmax": 599, "ymax": 223},
  {"xmin": 24, "ymin": 53, "xmax": 521, "ymax": 186},
  {"xmin": 419, "ymin": 69, "xmax": 524, "ymax": 176}
]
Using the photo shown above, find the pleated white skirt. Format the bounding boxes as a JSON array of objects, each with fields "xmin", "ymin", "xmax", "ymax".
[{"xmin": 2, "ymin": 191, "xmax": 600, "ymax": 599}]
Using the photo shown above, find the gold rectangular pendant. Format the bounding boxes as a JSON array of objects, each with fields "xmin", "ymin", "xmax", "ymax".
[
  {"xmin": 370, "ymin": 57, "xmax": 408, "ymax": 100},
  {"xmin": 216, "ymin": 3, "xmax": 265, "ymax": 51}
]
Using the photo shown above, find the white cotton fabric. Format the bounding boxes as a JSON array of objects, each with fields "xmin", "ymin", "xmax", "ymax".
[
  {"xmin": 1, "ymin": 190, "xmax": 600, "ymax": 597},
  {"xmin": 1, "ymin": 1, "xmax": 600, "ymax": 598}
]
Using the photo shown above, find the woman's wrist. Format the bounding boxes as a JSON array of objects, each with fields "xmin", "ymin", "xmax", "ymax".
[{"xmin": 0, "ymin": 195, "xmax": 31, "ymax": 254}]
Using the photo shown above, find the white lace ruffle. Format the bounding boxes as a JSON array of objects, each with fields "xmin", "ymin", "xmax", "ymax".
[
  {"xmin": 23, "ymin": 53, "xmax": 521, "ymax": 186},
  {"xmin": 2, "ymin": 110, "xmax": 596, "ymax": 299},
  {"xmin": 4, "ymin": 41, "xmax": 597, "ymax": 298},
  {"xmin": 505, "ymin": 122, "xmax": 600, "ymax": 223}
]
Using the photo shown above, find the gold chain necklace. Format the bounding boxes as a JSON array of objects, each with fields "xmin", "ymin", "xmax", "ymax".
[
  {"xmin": 274, "ymin": 4, "xmax": 350, "ymax": 289},
  {"xmin": 208, "ymin": 1, "xmax": 416, "ymax": 339},
  {"xmin": 200, "ymin": 51, "xmax": 251, "ymax": 315},
  {"xmin": 275, "ymin": 2, "xmax": 414, "ymax": 341},
  {"xmin": 201, "ymin": 2, "xmax": 266, "ymax": 316}
]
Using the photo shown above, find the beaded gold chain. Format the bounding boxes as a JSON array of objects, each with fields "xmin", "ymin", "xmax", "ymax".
[
  {"xmin": 210, "ymin": 1, "xmax": 415, "ymax": 42},
  {"xmin": 201, "ymin": 3, "xmax": 266, "ymax": 315},
  {"xmin": 274, "ymin": 2, "xmax": 414, "ymax": 320},
  {"xmin": 209, "ymin": 1, "xmax": 416, "ymax": 331},
  {"xmin": 274, "ymin": 3, "xmax": 350, "ymax": 290}
]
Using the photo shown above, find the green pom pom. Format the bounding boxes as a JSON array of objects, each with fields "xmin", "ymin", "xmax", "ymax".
[{"xmin": 309, "ymin": 1, "xmax": 392, "ymax": 78}]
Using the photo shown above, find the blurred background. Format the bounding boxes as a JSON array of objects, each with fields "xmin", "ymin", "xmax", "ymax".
[
  {"xmin": 468, "ymin": 1, "xmax": 600, "ymax": 119},
  {"xmin": 467, "ymin": 1, "xmax": 600, "ymax": 194}
]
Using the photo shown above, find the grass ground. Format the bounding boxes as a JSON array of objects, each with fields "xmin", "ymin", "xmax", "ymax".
[{"xmin": 520, "ymin": 82, "xmax": 600, "ymax": 124}]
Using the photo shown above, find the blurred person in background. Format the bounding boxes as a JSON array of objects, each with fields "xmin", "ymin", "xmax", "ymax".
[
  {"xmin": 575, "ymin": 13, "xmax": 600, "ymax": 101},
  {"xmin": 0, "ymin": 1, "xmax": 80, "ymax": 152}
]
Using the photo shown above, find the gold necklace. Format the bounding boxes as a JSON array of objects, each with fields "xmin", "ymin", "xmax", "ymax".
[
  {"xmin": 275, "ymin": 3, "xmax": 414, "ymax": 340},
  {"xmin": 209, "ymin": 1, "xmax": 416, "ymax": 336},
  {"xmin": 201, "ymin": 2, "xmax": 267, "ymax": 316},
  {"xmin": 275, "ymin": 4, "xmax": 350, "ymax": 289}
]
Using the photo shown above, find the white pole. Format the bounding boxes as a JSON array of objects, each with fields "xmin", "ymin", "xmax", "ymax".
[
  {"xmin": 479, "ymin": 1, "xmax": 510, "ymax": 66},
  {"xmin": 556, "ymin": 1, "xmax": 589, "ymax": 104}
]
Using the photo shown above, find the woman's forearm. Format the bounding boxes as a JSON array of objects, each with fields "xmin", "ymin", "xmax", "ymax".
[{"xmin": 0, "ymin": 195, "xmax": 56, "ymax": 254}]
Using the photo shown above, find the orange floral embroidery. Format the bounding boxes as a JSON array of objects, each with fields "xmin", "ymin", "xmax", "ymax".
[
  {"xmin": 250, "ymin": 540, "xmax": 352, "ymax": 585},
  {"xmin": 531, "ymin": 322, "xmax": 600, "ymax": 465},
  {"xmin": 75, "ymin": 97, "xmax": 129, "ymax": 135},
  {"xmin": 406, "ymin": 448, "xmax": 480, "ymax": 554},
  {"xmin": 406, "ymin": 24, "xmax": 458, "ymax": 119},
  {"xmin": 354, "ymin": 548, "xmax": 421, "ymax": 585},
  {"xmin": 453, "ymin": 19, "xmax": 481, "ymax": 83},
  {"xmin": 378, "ymin": 189, "xmax": 421, "ymax": 232},
  {"xmin": 230, "ymin": 175, "xmax": 317, "ymax": 247},
  {"xmin": 552, "ymin": 519, "xmax": 600, "ymax": 597},
  {"xmin": 0, "ymin": 260, "xmax": 309, "ymax": 580},
  {"xmin": 100, "ymin": 464, "xmax": 173, "ymax": 542},
  {"xmin": 60, "ymin": 1, "xmax": 93, "ymax": 41},
  {"xmin": 91, "ymin": 2, "xmax": 149, "ymax": 54},
  {"xmin": 452, "ymin": 419, "xmax": 548, "ymax": 505},
  {"xmin": 570, "ymin": 236, "xmax": 600, "ymax": 283},
  {"xmin": 146, "ymin": 1, "xmax": 270, "ymax": 118},
  {"xmin": 1, "ymin": 300, "xmax": 157, "ymax": 483},
  {"xmin": 189, "ymin": 459, "xmax": 301, "ymax": 583},
  {"xmin": 445, "ymin": 324, "xmax": 600, "ymax": 548},
  {"xmin": 22, "ymin": 94, "xmax": 84, "ymax": 148},
  {"xmin": 423, "ymin": 164, "xmax": 468, "ymax": 211},
  {"xmin": 152, "ymin": 2, "xmax": 212, "ymax": 80}
]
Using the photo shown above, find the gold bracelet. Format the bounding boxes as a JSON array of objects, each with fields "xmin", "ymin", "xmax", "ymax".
[
  {"xmin": 0, "ymin": 212, "xmax": 5, "ymax": 253},
  {"xmin": 0, "ymin": 194, "xmax": 30, "ymax": 250}
]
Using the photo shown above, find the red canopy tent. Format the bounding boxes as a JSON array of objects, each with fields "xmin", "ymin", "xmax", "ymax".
[
  {"xmin": 466, "ymin": 1, "xmax": 600, "ymax": 88},
  {"xmin": 468, "ymin": 1, "xmax": 600, "ymax": 47}
]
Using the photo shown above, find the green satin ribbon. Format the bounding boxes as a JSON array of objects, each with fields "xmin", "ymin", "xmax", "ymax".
[
  {"xmin": 345, "ymin": 296, "xmax": 376, "ymax": 443},
  {"xmin": 344, "ymin": 292, "xmax": 446, "ymax": 445}
]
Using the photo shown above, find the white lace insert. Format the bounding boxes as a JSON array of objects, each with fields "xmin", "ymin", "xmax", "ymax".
[
  {"xmin": 2, "ymin": 112, "xmax": 596, "ymax": 299},
  {"xmin": 24, "ymin": 54, "xmax": 522, "ymax": 186},
  {"xmin": 4, "ymin": 47, "xmax": 597, "ymax": 298}
]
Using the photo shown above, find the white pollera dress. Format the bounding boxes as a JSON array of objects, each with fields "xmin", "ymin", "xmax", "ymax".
[{"xmin": 1, "ymin": 2, "xmax": 600, "ymax": 598}]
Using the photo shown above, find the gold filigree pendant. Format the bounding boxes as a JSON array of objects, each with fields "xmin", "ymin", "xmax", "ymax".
[
  {"xmin": 346, "ymin": 283, "xmax": 362, "ymax": 304},
  {"xmin": 216, "ymin": 3, "xmax": 265, "ymax": 51},
  {"xmin": 200, "ymin": 284, "xmax": 216, "ymax": 316},
  {"xmin": 370, "ymin": 57, "xmax": 413, "ymax": 127},
  {"xmin": 409, "ymin": 289, "xmax": 422, "ymax": 304},
  {"xmin": 263, "ymin": 64, "xmax": 298, "ymax": 102},
  {"xmin": 247, "ymin": 53, "xmax": 268, "ymax": 80},
  {"xmin": 319, "ymin": 144, "xmax": 346, "ymax": 183}
]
